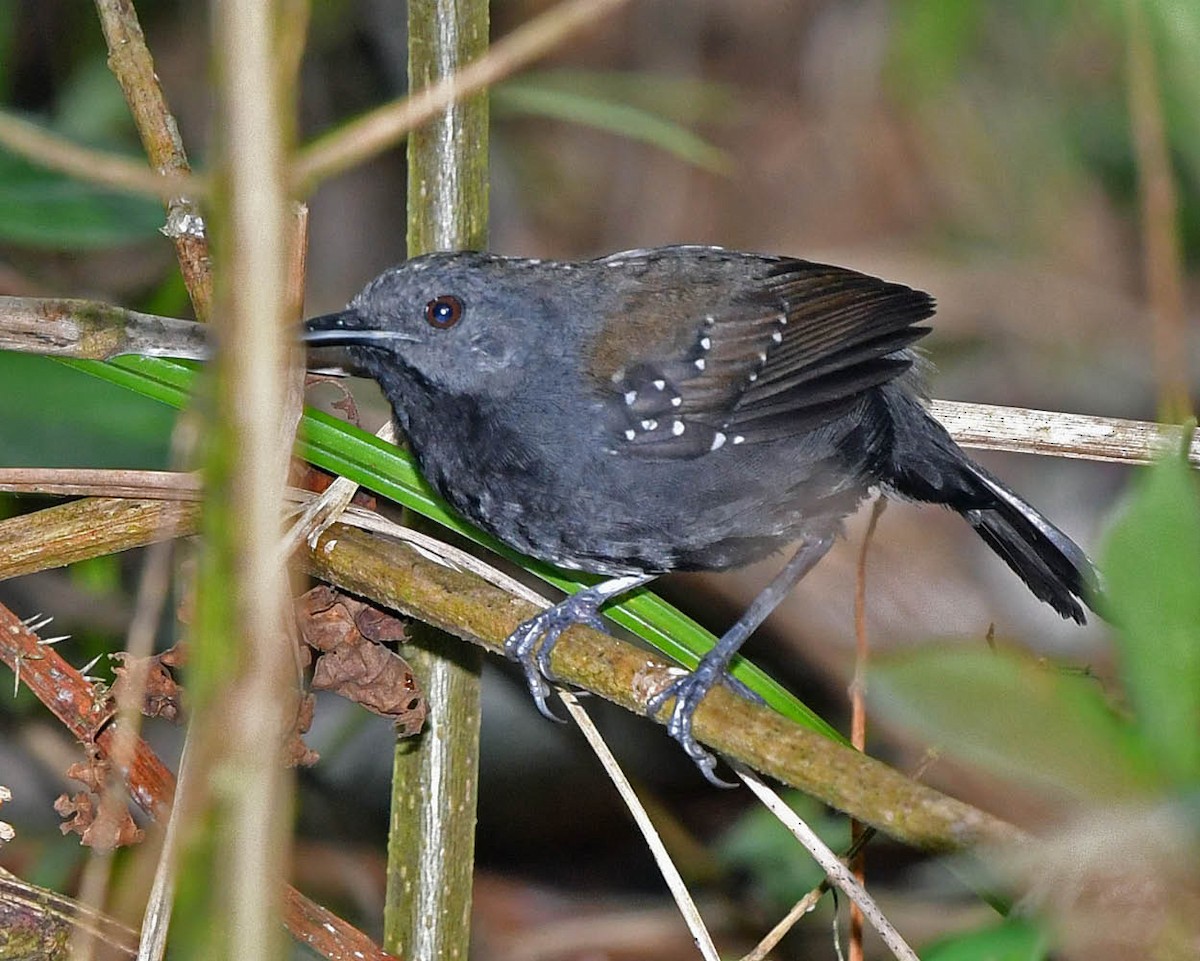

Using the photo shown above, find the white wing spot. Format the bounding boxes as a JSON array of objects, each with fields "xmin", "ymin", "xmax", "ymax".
[
  {"xmin": 671, "ymin": 396, "xmax": 682, "ymax": 407},
  {"xmin": 699, "ymin": 336, "xmax": 711, "ymax": 350},
  {"xmin": 771, "ymin": 331, "xmax": 783, "ymax": 343},
  {"xmin": 757, "ymin": 352, "xmax": 768, "ymax": 363},
  {"xmin": 672, "ymin": 420, "xmax": 686, "ymax": 436},
  {"xmin": 732, "ymin": 434, "xmax": 746, "ymax": 444},
  {"xmin": 624, "ymin": 429, "xmax": 636, "ymax": 441},
  {"xmin": 653, "ymin": 379, "xmax": 666, "ymax": 390},
  {"xmin": 710, "ymin": 431, "xmax": 727, "ymax": 451},
  {"xmin": 748, "ymin": 371, "xmax": 758, "ymax": 382},
  {"xmin": 704, "ymin": 314, "xmax": 715, "ymax": 325},
  {"xmin": 694, "ymin": 358, "xmax": 706, "ymax": 371},
  {"xmin": 641, "ymin": 419, "xmax": 658, "ymax": 431},
  {"xmin": 624, "ymin": 390, "xmax": 637, "ymax": 406}
]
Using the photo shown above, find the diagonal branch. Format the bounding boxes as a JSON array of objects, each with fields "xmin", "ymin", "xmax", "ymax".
[
  {"xmin": 0, "ymin": 111, "xmax": 200, "ymax": 201},
  {"xmin": 0, "ymin": 496, "xmax": 1023, "ymax": 851},
  {"xmin": 292, "ymin": 0, "xmax": 633, "ymax": 192},
  {"xmin": 0, "ymin": 601, "xmax": 400, "ymax": 961},
  {"xmin": 93, "ymin": 0, "xmax": 213, "ymax": 320}
]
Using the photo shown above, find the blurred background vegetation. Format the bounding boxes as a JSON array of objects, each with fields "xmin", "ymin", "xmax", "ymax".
[{"xmin": 0, "ymin": 0, "xmax": 1197, "ymax": 958}]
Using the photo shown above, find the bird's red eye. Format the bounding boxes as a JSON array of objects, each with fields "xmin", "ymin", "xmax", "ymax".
[{"xmin": 425, "ymin": 294, "xmax": 463, "ymax": 329}]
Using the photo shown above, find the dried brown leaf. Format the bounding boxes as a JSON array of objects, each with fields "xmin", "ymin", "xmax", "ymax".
[
  {"xmin": 109, "ymin": 648, "xmax": 184, "ymax": 722},
  {"xmin": 54, "ymin": 789, "xmax": 143, "ymax": 850}
]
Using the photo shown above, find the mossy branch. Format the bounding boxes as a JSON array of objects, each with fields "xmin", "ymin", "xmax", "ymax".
[{"xmin": 0, "ymin": 494, "xmax": 1023, "ymax": 852}]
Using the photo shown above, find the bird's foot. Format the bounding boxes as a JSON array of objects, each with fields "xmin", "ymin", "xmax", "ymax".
[
  {"xmin": 504, "ymin": 588, "xmax": 611, "ymax": 721},
  {"xmin": 645, "ymin": 660, "xmax": 761, "ymax": 788}
]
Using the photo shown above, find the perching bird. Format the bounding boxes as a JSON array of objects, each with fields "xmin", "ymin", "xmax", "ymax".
[{"xmin": 304, "ymin": 245, "xmax": 1095, "ymax": 782}]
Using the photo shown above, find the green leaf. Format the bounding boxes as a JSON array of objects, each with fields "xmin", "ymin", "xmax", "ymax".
[
  {"xmin": 63, "ymin": 355, "xmax": 844, "ymax": 743},
  {"xmin": 871, "ymin": 645, "xmax": 1159, "ymax": 799},
  {"xmin": 494, "ymin": 79, "xmax": 732, "ymax": 174},
  {"xmin": 0, "ymin": 141, "xmax": 164, "ymax": 249},
  {"xmin": 1101, "ymin": 438, "xmax": 1200, "ymax": 786},
  {"xmin": 507, "ymin": 69, "xmax": 736, "ymax": 125},
  {"xmin": 922, "ymin": 917, "xmax": 1049, "ymax": 961},
  {"xmin": 0, "ymin": 353, "xmax": 175, "ymax": 467}
]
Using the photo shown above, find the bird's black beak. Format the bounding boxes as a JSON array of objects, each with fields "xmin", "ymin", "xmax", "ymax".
[
  {"xmin": 304, "ymin": 307, "xmax": 379, "ymax": 345},
  {"xmin": 302, "ymin": 309, "xmax": 419, "ymax": 375}
]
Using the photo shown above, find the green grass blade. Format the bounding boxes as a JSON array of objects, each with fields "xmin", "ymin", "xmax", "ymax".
[{"xmin": 493, "ymin": 82, "xmax": 731, "ymax": 174}]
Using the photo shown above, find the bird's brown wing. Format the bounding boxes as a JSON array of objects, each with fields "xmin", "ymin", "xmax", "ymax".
[{"xmin": 589, "ymin": 250, "xmax": 935, "ymax": 458}]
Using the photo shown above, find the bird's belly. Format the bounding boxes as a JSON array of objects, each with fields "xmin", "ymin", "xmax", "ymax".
[{"xmin": 422, "ymin": 437, "xmax": 869, "ymax": 576}]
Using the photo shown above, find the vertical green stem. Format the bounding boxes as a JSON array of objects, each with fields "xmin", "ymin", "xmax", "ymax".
[{"xmin": 383, "ymin": 2, "xmax": 489, "ymax": 959}]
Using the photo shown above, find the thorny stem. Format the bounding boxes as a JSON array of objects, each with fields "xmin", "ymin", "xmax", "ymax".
[{"xmin": 0, "ymin": 601, "xmax": 399, "ymax": 961}]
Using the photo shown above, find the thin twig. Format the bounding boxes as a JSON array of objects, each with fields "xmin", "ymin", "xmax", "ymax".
[
  {"xmin": 558, "ymin": 690, "xmax": 721, "ymax": 961},
  {"xmin": 926, "ymin": 399, "xmax": 1200, "ymax": 467},
  {"xmin": 0, "ymin": 110, "xmax": 200, "ymax": 200},
  {"xmin": 0, "ymin": 468, "xmax": 202, "ymax": 500},
  {"xmin": 279, "ymin": 421, "xmax": 397, "ymax": 558},
  {"xmin": 93, "ymin": 0, "xmax": 213, "ymax": 320},
  {"xmin": 742, "ymin": 826, "xmax": 878, "ymax": 961},
  {"xmin": 848, "ymin": 497, "xmax": 885, "ymax": 961},
  {"xmin": 736, "ymin": 766, "xmax": 919, "ymax": 961},
  {"xmin": 1124, "ymin": 0, "xmax": 1192, "ymax": 420},
  {"xmin": 72, "ymin": 536, "xmax": 176, "ymax": 961},
  {"xmin": 292, "ymin": 0, "xmax": 633, "ymax": 191}
]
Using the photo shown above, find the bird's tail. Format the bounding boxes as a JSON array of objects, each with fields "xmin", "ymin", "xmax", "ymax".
[{"xmin": 873, "ymin": 385, "xmax": 1096, "ymax": 623}]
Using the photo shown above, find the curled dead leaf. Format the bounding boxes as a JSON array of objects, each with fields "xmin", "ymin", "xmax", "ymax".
[
  {"xmin": 297, "ymin": 586, "xmax": 426, "ymax": 737},
  {"xmin": 109, "ymin": 647, "xmax": 185, "ymax": 723},
  {"xmin": 54, "ymin": 762, "xmax": 144, "ymax": 851}
]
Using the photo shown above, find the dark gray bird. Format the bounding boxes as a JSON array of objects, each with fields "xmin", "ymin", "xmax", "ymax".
[{"xmin": 305, "ymin": 245, "xmax": 1095, "ymax": 782}]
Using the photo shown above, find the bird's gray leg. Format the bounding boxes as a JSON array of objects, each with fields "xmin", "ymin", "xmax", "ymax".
[
  {"xmin": 646, "ymin": 533, "xmax": 835, "ymax": 786},
  {"xmin": 506, "ymin": 573, "xmax": 656, "ymax": 720}
]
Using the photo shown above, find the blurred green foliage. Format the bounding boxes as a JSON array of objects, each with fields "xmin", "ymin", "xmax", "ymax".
[
  {"xmin": 0, "ymin": 353, "xmax": 175, "ymax": 467},
  {"xmin": 921, "ymin": 917, "xmax": 1048, "ymax": 961},
  {"xmin": 494, "ymin": 71, "xmax": 733, "ymax": 173},
  {"xmin": 0, "ymin": 146, "xmax": 164, "ymax": 248},
  {"xmin": 717, "ymin": 791, "xmax": 850, "ymax": 911},
  {"xmin": 872, "ymin": 443, "xmax": 1200, "ymax": 957},
  {"xmin": 889, "ymin": 0, "xmax": 1200, "ymax": 262},
  {"xmin": 1101, "ymin": 431, "xmax": 1200, "ymax": 785}
]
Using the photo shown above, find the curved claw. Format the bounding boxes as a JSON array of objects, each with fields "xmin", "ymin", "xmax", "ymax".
[
  {"xmin": 503, "ymin": 617, "xmax": 560, "ymax": 721},
  {"xmin": 646, "ymin": 663, "xmax": 761, "ymax": 788},
  {"xmin": 504, "ymin": 588, "xmax": 621, "ymax": 722}
]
